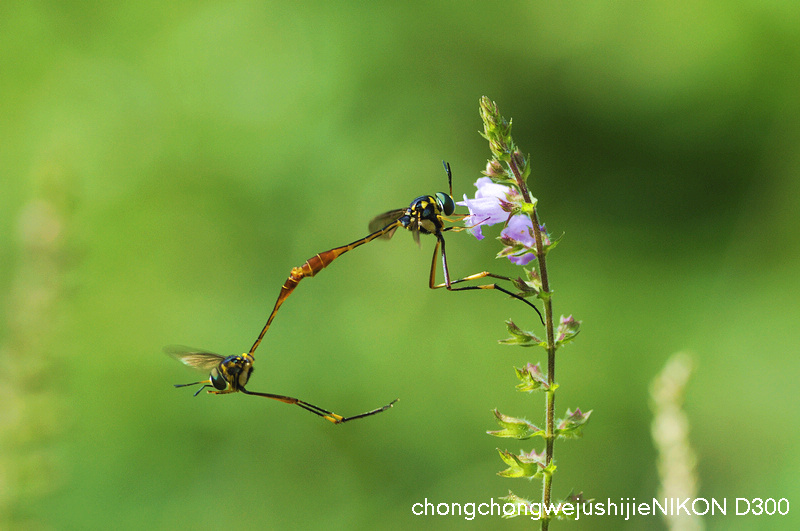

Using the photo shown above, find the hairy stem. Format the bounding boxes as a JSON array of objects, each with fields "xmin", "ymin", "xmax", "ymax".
[{"xmin": 508, "ymin": 154, "xmax": 557, "ymax": 527}]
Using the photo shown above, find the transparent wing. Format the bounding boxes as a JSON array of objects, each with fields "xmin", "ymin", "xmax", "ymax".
[
  {"xmin": 164, "ymin": 345, "xmax": 225, "ymax": 371},
  {"xmin": 368, "ymin": 209, "xmax": 405, "ymax": 238},
  {"xmin": 412, "ymin": 226, "xmax": 421, "ymax": 246}
]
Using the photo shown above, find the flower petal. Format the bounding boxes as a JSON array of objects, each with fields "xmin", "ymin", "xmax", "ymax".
[
  {"xmin": 508, "ymin": 253, "xmax": 536, "ymax": 266},
  {"xmin": 501, "ymin": 215, "xmax": 535, "ymax": 247},
  {"xmin": 456, "ymin": 178, "xmax": 513, "ymax": 239}
]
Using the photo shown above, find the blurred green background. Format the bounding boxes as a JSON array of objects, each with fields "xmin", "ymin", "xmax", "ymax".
[{"xmin": 2, "ymin": 1, "xmax": 799, "ymax": 529}]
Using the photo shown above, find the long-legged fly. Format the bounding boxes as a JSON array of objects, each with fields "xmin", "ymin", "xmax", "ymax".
[{"xmin": 167, "ymin": 346, "xmax": 397, "ymax": 424}]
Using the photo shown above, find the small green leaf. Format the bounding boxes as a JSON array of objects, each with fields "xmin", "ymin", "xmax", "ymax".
[
  {"xmin": 519, "ymin": 199, "xmax": 537, "ymax": 215},
  {"xmin": 555, "ymin": 408, "xmax": 592, "ymax": 439},
  {"xmin": 554, "ymin": 492, "xmax": 592, "ymax": 521},
  {"xmin": 518, "ymin": 267, "xmax": 543, "ymax": 295},
  {"xmin": 499, "ymin": 491, "xmax": 536, "ymax": 519},
  {"xmin": 487, "ymin": 409, "xmax": 542, "ymax": 439},
  {"xmin": 515, "ymin": 363, "xmax": 549, "ymax": 392},
  {"xmin": 498, "ymin": 319, "xmax": 545, "ymax": 348},
  {"xmin": 482, "ymin": 159, "xmax": 507, "ymax": 179},
  {"xmin": 496, "ymin": 448, "xmax": 546, "ymax": 479},
  {"xmin": 555, "ymin": 315, "xmax": 581, "ymax": 346},
  {"xmin": 544, "ymin": 232, "xmax": 562, "ymax": 254},
  {"xmin": 510, "ymin": 268, "xmax": 541, "ymax": 296}
]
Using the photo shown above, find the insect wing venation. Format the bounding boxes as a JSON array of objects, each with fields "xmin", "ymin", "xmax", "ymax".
[
  {"xmin": 368, "ymin": 209, "xmax": 405, "ymax": 237},
  {"xmin": 164, "ymin": 346, "xmax": 225, "ymax": 371}
]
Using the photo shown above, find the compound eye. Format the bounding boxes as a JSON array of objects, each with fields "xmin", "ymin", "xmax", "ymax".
[
  {"xmin": 436, "ymin": 192, "xmax": 455, "ymax": 216},
  {"xmin": 209, "ymin": 368, "xmax": 228, "ymax": 391}
]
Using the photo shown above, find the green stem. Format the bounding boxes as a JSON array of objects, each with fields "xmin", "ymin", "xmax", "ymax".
[{"xmin": 507, "ymin": 155, "xmax": 557, "ymax": 529}]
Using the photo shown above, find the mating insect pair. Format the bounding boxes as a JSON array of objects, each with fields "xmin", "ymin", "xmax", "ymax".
[{"xmin": 170, "ymin": 162, "xmax": 543, "ymax": 424}]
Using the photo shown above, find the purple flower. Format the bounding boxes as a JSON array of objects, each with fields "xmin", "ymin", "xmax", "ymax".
[
  {"xmin": 458, "ymin": 176, "xmax": 542, "ymax": 265},
  {"xmin": 501, "ymin": 215, "xmax": 536, "ymax": 265},
  {"xmin": 456, "ymin": 177, "xmax": 511, "ymax": 239},
  {"xmin": 501, "ymin": 215, "xmax": 535, "ymax": 247}
]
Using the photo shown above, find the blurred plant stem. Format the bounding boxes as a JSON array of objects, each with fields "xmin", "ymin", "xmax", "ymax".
[
  {"xmin": 1, "ymin": 159, "xmax": 73, "ymax": 528},
  {"xmin": 650, "ymin": 352, "xmax": 702, "ymax": 531}
]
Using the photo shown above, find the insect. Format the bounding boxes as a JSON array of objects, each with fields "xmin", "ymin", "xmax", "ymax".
[
  {"xmin": 246, "ymin": 162, "xmax": 543, "ymax": 357},
  {"xmin": 167, "ymin": 346, "xmax": 397, "ymax": 424},
  {"xmin": 368, "ymin": 162, "xmax": 544, "ymax": 320}
]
